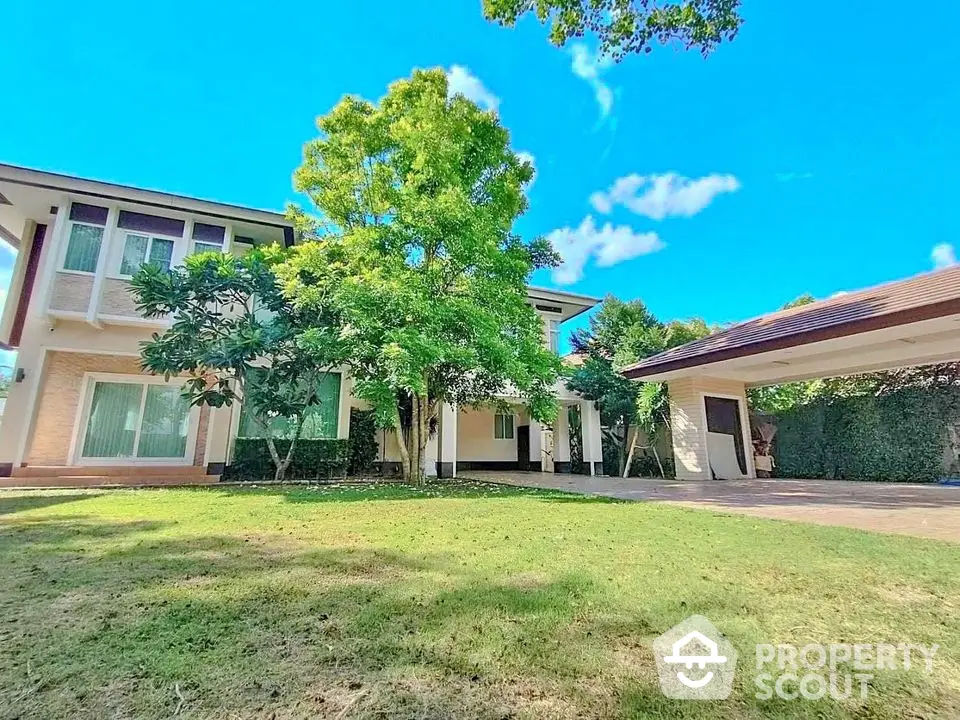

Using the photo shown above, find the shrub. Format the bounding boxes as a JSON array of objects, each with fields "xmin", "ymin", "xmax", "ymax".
[
  {"xmin": 348, "ymin": 408, "xmax": 378, "ymax": 476},
  {"xmin": 224, "ymin": 438, "xmax": 349, "ymax": 482},
  {"xmin": 774, "ymin": 387, "xmax": 960, "ymax": 482}
]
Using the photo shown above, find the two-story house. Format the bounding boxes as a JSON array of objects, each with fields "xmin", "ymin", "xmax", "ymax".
[{"xmin": 0, "ymin": 164, "xmax": 604, "ymax": 484}]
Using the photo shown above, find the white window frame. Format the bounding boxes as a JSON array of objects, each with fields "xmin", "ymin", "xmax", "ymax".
[
  {"xmin": 68, "ymin": 372, "xmax": 201, "ymax": 466},
  {"xmin": 59, "ymin": 220, "xmax": 106, "ymax": 276},
  {"xmin": 548, "ymin": 318, "xmax": 561, "ymax": 354},
  {"xmin": 114, "ymin": 230, "xmax": 180, "ymax": 279},
  {"xmin": 494, "ymin": 410, "xmax": 515, "ymax": 440},
  {"xmin": 189, "ymin": 221, "xmax": 231, "ymax": 257}
]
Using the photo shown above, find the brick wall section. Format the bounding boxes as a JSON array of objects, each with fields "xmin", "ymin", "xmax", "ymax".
[
  {"xmin": 27, "ymin": 352, "xmax": 208, "ymax": 467},
  {"xmin": 100, "ymin": 278, "xmax": 140, "ymax": 316},
  {"xmin": 667, "ymin": 377, "xmax": 749, "ymax": 481},
  {"xmin": 49, "ymin": 273, "xmax": 93, "ymax": 313}
]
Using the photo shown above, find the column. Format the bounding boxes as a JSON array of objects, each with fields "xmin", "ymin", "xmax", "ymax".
[
  {"xmin": 667, "ymin": 377, "xmax": 756, "ymax": 481},
  {"xmin": 554, "ymin": 404, "xmax": 571, "ymax": 472},
  {"xmin": 667, "ymin": 379, "xmax": 710, "ymax": 480},
  {"xmin": 580, "ymin": 399, "xmax": 603, "ymax": 476},
  {"xmin": 0, "ymin": 346, "xmax": 48, "ymax": 475},
  {"xmin": 437, "ymin": 402, "xmax": 457, "ymax": 478},
  {"xmin": 203, "ymin": 405, "xmax": 234, "ymax": 476}
]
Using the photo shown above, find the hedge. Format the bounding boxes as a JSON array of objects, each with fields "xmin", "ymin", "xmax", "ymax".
[
  {"xmin": 348, "ymin": 408, "xmax": 378, "ymax": 475},
  {"xmin": 224, "ymin": 438, "xmax": 349, "ymax": 482},
  {"xmin": 774, "ymin": 387, "xmax": 960, "ymax": 482}
]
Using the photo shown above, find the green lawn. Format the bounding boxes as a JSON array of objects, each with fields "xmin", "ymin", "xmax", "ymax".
[{"xmin": 1, "ymin": 482, "xmax": 957, "ymax": 719}]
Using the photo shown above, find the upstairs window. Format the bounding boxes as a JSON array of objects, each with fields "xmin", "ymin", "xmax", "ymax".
[
  {"xmin": 119, "ymin": 234, "xmax": 175, "ymax": 275},
  {"xmin": 191, "ymin": 222, "xmax": 226, "ymax": 255},
  {"xmin": 494, "ymin": 410, "xmax": 514, "ymax": 440},
  {"xmin": 548, "ymin": 319, "xmax": 560, "ymax": 354},
  {"xmin": 116, "ymin": 211, "xmax": 183, "ymax": 277},
  {"xmin": 62, "ymin": 203, "xmax": 108, "ymax": 273}
]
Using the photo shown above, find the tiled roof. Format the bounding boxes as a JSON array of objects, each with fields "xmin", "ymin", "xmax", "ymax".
[{"xmin": 622, "ymin": 266, "xmax": 960, "ymax": 378}]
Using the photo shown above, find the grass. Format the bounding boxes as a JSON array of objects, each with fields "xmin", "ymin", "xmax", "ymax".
[{"xmin": 0, "ymin": 480, "xmax": 958, "ymax": 719}]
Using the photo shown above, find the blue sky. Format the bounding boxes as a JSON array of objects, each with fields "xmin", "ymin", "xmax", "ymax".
[{"xmin": 2, "ymin": 0, "xmax": 960, "ymax": 353}]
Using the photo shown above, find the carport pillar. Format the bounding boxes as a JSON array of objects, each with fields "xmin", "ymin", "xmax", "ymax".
[
  {"xmin": 580, "ymin": 399, "xmax": 603, "ymax": 476},
  {"xmin": 437, "ymin": 402, "xmax": 457, "ymax": 478},
  {"xmin": 666, "ymin": 377, "xmax": 756, "ymax": 481}
]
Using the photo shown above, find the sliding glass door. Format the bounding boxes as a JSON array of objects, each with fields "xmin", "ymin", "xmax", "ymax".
[{"xmin": 79, "ymin": 379, "xmax": 193, "ymax": 463}]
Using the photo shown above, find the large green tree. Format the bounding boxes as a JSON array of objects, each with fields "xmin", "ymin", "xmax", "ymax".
[
  {"xmin": 568, "ymin": 295, "xmax": 711, "ymax": 475},
  {"xmin": 132, "ymin": 250, "xmax": 351, "ymax": 482},
  {"xmin": 277, "ymin": 69, "xmax": 562, "ymax": 483},
  {"xmin": 482, "ymin": 0, "xmax": 743, "ymax": 59}
]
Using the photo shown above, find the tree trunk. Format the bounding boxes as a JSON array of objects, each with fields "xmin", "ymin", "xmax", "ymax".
[
  {"xmin": 416, "ymin": 394, "xmax": 430, "ymax": 484},
  {"xmin": 652, "ymin": 444, "xmax": 666, "ymax": 479},
  {"xmin": 265, "ymin": 437, "xmax": 284, "ymax": 482},
  {"xmin": 617, "ymin": 418, "xmax": 629, "ymax": 476},
  {"xmin": 266, "ymin": 415, "xmax": 305, "ymax": 483},
  {"xmin": 622, "ymin": 425, "xmax": 639, "ymax": 478},
  {"xmin": 409, "ymin": 392, "xmax": 421, "ymax": 485},
  {"xmin": 395, "ymin": 404, "xmax": 412, "ymax": 482}
]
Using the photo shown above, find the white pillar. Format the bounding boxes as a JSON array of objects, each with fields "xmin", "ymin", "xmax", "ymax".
[
  {"xmin": 554, "ymin": 404, "xmax": 570, "ymax": 465},
  {"xmin": 580, "ymin": 399, "xmax": 603, "ymax": 476},
  {"xmin": 438, "ymin": 402, "xmax": 457, "ymax": 478},
  {"xmin": 336, "ymin": 373, "xmax": 352, "ymax": 440},
  {"xmin": 0, "ymin": 346, "xmax": 48, "ymax": 475},
  {"xmin": 203, "ymin": 405, "xmax": 234, "ymax": 475}
]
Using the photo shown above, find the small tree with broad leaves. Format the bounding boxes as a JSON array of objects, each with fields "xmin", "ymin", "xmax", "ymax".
[{"xmin": 130, "ymin": 249, "xmax": 351, "ymax": 482}]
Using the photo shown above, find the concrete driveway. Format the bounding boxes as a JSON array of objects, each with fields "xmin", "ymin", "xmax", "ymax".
[{"xmin": 463, "ymin": 471, "xmax": 960, "ymax": 543}]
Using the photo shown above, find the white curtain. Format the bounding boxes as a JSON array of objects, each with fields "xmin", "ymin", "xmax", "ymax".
[{"xmin": 82, "ymin": 382, "xmax": 142, "ymax": 457}]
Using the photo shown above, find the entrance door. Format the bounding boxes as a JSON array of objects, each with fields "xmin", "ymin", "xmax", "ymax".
[
  {"xmin": 517, "ymin": 425, "xmax": 530, "ymax": 471},
  {"xmin": 77, "ymin": 379, "xmax": 194, "ymax": 463},
  {"xmin": 704, "ymin": 396, "xmax": 747, "ymax": 476}
]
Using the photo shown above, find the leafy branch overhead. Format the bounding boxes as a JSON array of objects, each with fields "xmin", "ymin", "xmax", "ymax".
[{"xmin": 482, "ymin": 0, "xmax": 744, "ymax": 59}]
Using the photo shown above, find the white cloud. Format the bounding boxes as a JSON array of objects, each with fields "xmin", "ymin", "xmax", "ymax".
[
  {"xmin": 589, "ymin": 172, "xmax": 741, "ymax": 220},
  {"xmin": 547, "ymin": 216, "xmax": 664, "ymax": 285},
  {"xmin": 446, "ymin": 65, "xmax": 500, "ymax": 113},
  {"xmin": 570, "ymin": 44, "xmax": 614, "ymax": 118},
  {"xmin": 932, "ymin": 242, "xmax": 957, "ymax": 269},
  {"xmin": 516, "ymin": 151, "xmax": 537, "ymax": 188}
]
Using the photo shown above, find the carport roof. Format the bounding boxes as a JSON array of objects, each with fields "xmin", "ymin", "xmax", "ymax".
[{"xmin": 622, "ymin": 266, "xmax": 960, "ymax": 380}]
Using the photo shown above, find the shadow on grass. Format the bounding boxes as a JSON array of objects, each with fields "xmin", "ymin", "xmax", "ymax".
[
  {"xmin": 0, "ymin": 493, "xmax": 94, "ymax": 516},
  {"xmin": 0, "ymin": 507, "xmax": 952, "ymax": 719},
  {"xmin": 194, "ymin": 480, "xmax": 624, "ymax": 505}
]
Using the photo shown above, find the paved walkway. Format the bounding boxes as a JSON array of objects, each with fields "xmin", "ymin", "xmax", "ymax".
[{"xmin": 463, "ymin": 471, "xmax": 960, "ymax": 543}]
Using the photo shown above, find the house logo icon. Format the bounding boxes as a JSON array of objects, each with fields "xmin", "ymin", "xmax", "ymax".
[{"xmin": 653, "ymin": 615, "xmax": 738, "ymax": 700}]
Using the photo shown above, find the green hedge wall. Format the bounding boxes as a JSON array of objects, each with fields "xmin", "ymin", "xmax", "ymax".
[
  {"xmin": 224, "ymin": 438, "xmax": 349, "ymax": 482},
  {"xmin": 348, "ymin": 408, "xmax": 378, "ymax": 475},
  {"xmin": 774, "ymin": 387, "xmax": 960, "ymax": 482}
]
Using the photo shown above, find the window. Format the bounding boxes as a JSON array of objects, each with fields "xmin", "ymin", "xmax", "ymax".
[
  {"xmin": 548, "ymin": 319, "xmax": 560, "ymax": 354},
  {"xmin": 113, "ymin": 210, "xmax": 182, "ymax": 277},
  {"xmin": 494, "ymin": 411, "xmax": 514, "ymax": 440},
  {"xmin": 62, "ymin": 202, "xmax": 109, "ymax": 273},
  {"xmin": 191, "ymin": 222, "xmax": 226, "ymax": 255},
  {"xmin": 237, "ymin": 371, "xmax": 341, "ymax": 439},
  {"xmin": 80, "ymin": 380, "xmax": 190, "ymax": 460},
  {"xmin": 119, "ymin": 233, "xmax": 175, "ymax": 275}
]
